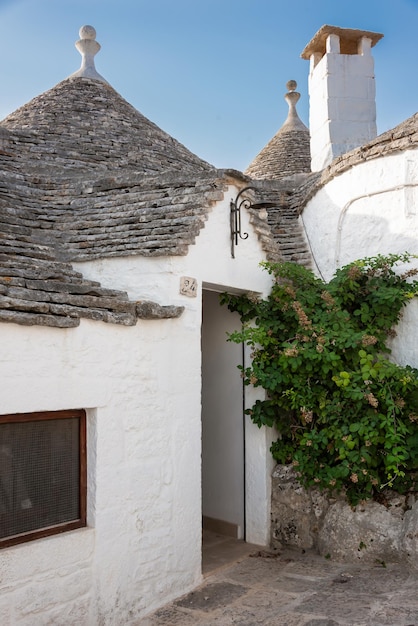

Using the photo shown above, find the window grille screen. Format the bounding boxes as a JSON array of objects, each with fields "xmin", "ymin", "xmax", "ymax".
[{"xmin": 0, "ymin": 410, "xmax": 86, "ymax": 547}]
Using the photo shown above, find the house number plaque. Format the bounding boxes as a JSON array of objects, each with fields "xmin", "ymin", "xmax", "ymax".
[{"xmin": 180, "ymin": 276, "xmax": 198, "ymax": 297}]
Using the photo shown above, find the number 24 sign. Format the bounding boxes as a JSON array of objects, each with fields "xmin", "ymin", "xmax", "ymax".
[{"xmin": 180, "ymin": 277, "xmax": 198, "ymax": 297}]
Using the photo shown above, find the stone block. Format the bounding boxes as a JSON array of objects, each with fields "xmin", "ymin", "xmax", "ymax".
[
  {"xmin": 328, "ymin": 120, "xmax": 376, "ymax": 146},
  {"xmin": 326, "ymin": 53, "xmax": 375, "ymax": 79},
  {"xmin": 317, "ymin": 499, "xmax": 404, "ymax": 563},
  {"xmin": 337, "ymin": 98, "xmax": 376, "ymax": 123},
  {"xmin": 271, "ymin": 465, "xmax": 330, "ymax": 550}
]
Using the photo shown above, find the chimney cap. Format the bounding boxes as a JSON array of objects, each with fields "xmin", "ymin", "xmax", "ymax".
[{"xmin": 301, "ymin": 25, "xmax": 383, "ymax": 60}]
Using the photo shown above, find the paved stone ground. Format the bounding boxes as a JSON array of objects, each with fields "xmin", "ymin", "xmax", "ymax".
[{"xmin": 140, "ymin": 547, "xmax": 418, "ymax": 625}]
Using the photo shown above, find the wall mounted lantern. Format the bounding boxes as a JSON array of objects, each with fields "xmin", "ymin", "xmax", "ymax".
[{"xmin": 230, "ymin": 186, "xmax": 275, "ymax": 258}]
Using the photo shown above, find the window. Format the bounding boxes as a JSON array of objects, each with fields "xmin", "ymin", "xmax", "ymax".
[{"xmin": 0, "ymin": 409, "xmax": 86, "ymax": 548}]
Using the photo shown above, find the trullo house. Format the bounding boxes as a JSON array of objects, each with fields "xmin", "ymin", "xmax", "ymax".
[{"xmin": 0, "ymin": 23, "xmax": 417, "ymax": 624}]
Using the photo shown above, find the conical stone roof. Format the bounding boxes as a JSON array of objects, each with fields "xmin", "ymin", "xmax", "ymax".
[
  {"xmin": 1, "ymin": 26, "xmax": 214, "ymax": 179},
  {"xmin": 2, "ymin": 77, "xmax": 214, "ymax": 178},
  {"xmin": 0, "ymin": 25, "xmax": 221, "ymax": 328},
  {"xmin": 245, "ymin": 81, "xmax": 311, "ymax": 180}
]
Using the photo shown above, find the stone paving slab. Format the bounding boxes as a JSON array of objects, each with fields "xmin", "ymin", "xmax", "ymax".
[{"xmin": 140, "ymin": 547, "xmax": 418, "ymax": 625}]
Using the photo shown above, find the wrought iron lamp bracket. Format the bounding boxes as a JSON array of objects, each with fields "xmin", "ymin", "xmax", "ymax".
[{"xmin": 230, "ymin": 186, "xmax": 256, "ymax": 258}]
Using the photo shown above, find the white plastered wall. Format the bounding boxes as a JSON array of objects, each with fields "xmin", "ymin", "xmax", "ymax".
[
  {"xmin": 302, "ymin": 148, "xmax": 418, "ymax": 367},
  {"xmin": 0, "ymin": 186, "xmax": 274, "ymax": 624},
  {"xmin": 0, "ymin": 318, "xmax": 202, "ymax": 624}
]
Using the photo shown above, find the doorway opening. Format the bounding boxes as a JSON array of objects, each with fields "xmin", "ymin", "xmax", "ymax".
[{"xmin": 201, "ymin": 288, "xmax": 246, "ymax": 570}]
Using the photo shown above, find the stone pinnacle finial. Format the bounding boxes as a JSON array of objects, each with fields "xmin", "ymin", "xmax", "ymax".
[
  {"xmin": 69, "ymin": 25, "xmax": 108, "ymax": 83},
  {"xmin": 281, "ymin": 80, "xmax": 307, "ymax": 131}
]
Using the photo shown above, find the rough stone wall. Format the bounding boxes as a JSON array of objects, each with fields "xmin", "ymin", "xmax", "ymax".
[
  {"xmin": 271, "ymin": 465, "xmax": 331, "ymax": 551},
  {"xmin": 271, "ymin": 465, "xmax": 418, "ymax": 565}
]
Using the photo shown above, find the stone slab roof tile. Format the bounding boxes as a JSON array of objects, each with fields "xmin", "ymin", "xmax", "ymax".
[
  {"xmin": 0, "ymin": 65, "xmax": 286, "ymax": 327},
  {"xmin": 0, "ymin": 254, "xmax": 138, "ymax": 328},
  {"xmin": 1, "ymin": 77, "xmax": 215, "ymax": 179},
  {"xmin": 244, "ymin": 176, "xmax": 313, "ymax": 268},
  {"xmin": 245, "ymin": 129, "xmax": 311, "ymax": 180},
  {"xmin": 245, "ymin": 82, "xmax": 311, "ymax": 181},
  {"xmin": 0, "ymin": 160, "xmax": 283, "ymax": 325}
]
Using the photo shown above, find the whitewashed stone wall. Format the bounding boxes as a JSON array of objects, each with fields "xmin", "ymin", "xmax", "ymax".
[{"xmin": 0, "ymin": 189, "xmax": 274, "ymax": 624}]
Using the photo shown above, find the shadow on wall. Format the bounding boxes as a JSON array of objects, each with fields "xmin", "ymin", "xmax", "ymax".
[
  {"xmin": 337, "ymin": 214, "xmax": 418, "ymax": 271},
  {"xmin": 303, "ymin": 187, "xmax": 418, "ymax": 281}
]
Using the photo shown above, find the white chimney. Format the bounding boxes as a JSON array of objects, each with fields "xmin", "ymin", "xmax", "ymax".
[{"xmin": 301, "ymin": 25, "xmax": 383, "ymax": 172}]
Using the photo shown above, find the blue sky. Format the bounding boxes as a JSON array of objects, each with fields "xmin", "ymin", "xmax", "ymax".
[{"xmin": 0, "ymin": 0, "xmax": 417, "ymax": 170}]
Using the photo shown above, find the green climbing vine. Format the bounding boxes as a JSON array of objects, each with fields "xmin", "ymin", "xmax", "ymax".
[{"xmin": 221, "ymin": 254, "xmax": 418, "ymax": 505}]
